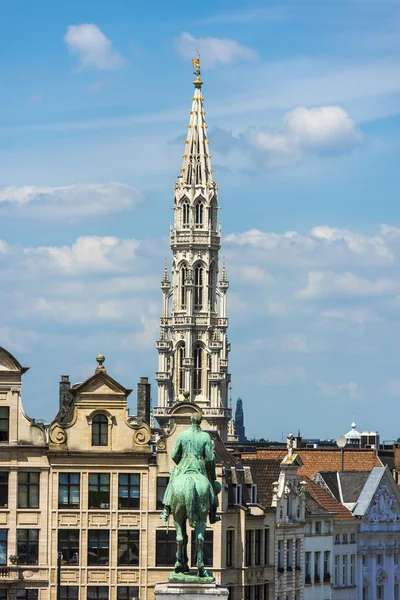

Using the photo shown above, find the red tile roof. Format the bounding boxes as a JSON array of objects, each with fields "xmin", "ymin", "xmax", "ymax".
[
  {"xmin": 241, "ymin": 447, "xmax": 381, "ymax": 479},
  {"xmin": 303, "ymin": 477, "xmax": 357, "ymax": 522}
]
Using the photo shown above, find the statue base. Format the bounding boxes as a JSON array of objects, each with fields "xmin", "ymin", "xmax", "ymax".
[
  {"xmin": 169, "ymin": 571, "xmax": 215, "ymax": 584},
  {"xmin": 155, "ymin": 582, "xmax": 229, "ymax": 600}
]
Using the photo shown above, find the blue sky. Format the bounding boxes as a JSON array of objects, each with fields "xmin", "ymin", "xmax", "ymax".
[{"xmin": 1, "ymin": 0, "xmax": 400, "ymax": 441}]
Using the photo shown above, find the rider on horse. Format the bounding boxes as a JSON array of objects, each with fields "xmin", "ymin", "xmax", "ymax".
[{"xmin": 160, "ymin": 413, "xmax": 221, "ymax": 524}]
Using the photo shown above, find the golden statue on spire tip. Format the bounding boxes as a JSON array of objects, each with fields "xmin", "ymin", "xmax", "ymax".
[{"xmin": 192, "ymin": 51, "xmax": 202, "ymax": 85}]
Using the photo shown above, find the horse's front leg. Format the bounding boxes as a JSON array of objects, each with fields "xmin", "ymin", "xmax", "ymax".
[
  {"xmin": 195, "ymin": 519, "xmax": 209, "ymax": 578},
  {"xmin": 174, "ymin": 519, "xmax": 184, "ymax": 573}
]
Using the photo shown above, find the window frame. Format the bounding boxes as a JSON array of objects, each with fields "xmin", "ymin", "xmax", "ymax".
[
  {"xmin": 17, "ymin": 529, "xmax": 39, "ymax": 565},
  {"xmin": 88, "ymin": 473, "xmax": 110, "ymax": 510},
  {"xmin": 58, "ymin": 473, "xmax": 80, "ymax": 509},
  {"xmin": 87, "ymin": 587, "xmax": 109, "ymax": 600},
  {"xmin": 0, "ymin": 529, "xmax": 7, "ymax": 565},
  {"xmin": 245, "ymin": 530, "xmax": 253, "ymax": 567},
  {"xmin": 191, "ymin": 530, "xmax": 213, "ymax": 567},
  {"xmin": 87, "ymin": 530, "xmax": 109, "ymax": 566},
  {"xmin": 226, "ymin": 529, "xmax": 234, "ymax": 568},
  {"xmin": 117, "ymin": 530, "xmax": 140, "ymax": 566},
  {"xmin": 0, "ymin": 473, "xmax": 8, "ymax": 508},
  {"xmin": 0, "ymin": 408, "xmax": 9, "ymax": 443},
  {"xmin": 156, "ymin": 476, "xmax": 169, "ymax": 511},
  {"xmin": 91, "ymin": 414, "xmax": 108, "ymax": 447},
  {"xmin": 60, "ymin": 587, "xmax": 79, "ymax": 600},
  {"xmin": 58, "ymin": 529, "xmax": 79, "ymax": 566},
  {"xmin": 117, "ymin": 588, "xmax": 139, "ymax": 600},
  {"xmin": 18, "ymin": 472, "xmax": 40, "ymax": 509},
  {"xmin": 156, "ymin": 530, "xmax": 176, "ymax": 567},
  {"xmin": 118, "ymin": 474, "xmax": 140, "ymax": 510}
]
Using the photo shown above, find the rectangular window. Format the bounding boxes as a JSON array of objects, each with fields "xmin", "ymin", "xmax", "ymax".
[
  {"xmin": 245, "ymin": 530, "xmax": 253, "ymax": 567},
  {"xmin": 334, "ymin": 555, "xmax": 339, "ymax": 586},
  {"xmin": 342, "ymin": 555, "xmax": 348, "ymax": 587},
  {"xmin": 88, "ymin": 474, "xmax": 110, "ymax": 509},
  {"xmin": 16, "ymin": 593, "xmax": 39, "ymax": 600},
  {"xmin": 377, "ymin": 585, "xmax": 384, "ymax": 600},
  {"xmin": 235, "ymin": 484, "xmax": 243, "ymax": 506},
  {"xmin": 314, "ymin": 551, "xmax": 321, "ymax": 583},
  {"xmin": 377, "ymin": 554, "xmax": 383, "ymax": 565},
  {"xmin": 395, "ymin": 554, "xmax": 399, "ymax": 566},
  {"xmin": 350, "ymin": 532, "xmax": 356, "ymax": 544},
  {"xmin": 246, "ymin": 484, "xmax": 257, "ymax": 504},
  {"xmin": 264, "ymin": 584, "xmax": 269, "ymax": 600},
  {"xmin": 0, "ymin": 473, "xmax": 8, "ymax": 508},
  {"xmin": 254, "ymin": 585, "xmax": 261, "ymax": 600},
  {"xmin": 335, "ymin": 533, "xmax": 340, "ymax": 544},
  {"xmin": 156, "ymin": 477, "xmax": 169, "ymax": 510},
  {"xmin": 156, "ymin": 530, "xmax": 176, "ymax": 566},
  {"xmin": 278, "ymin": 541, "xmax": 283, "ymax": 570},
  {"xmin": 363, "ymin": 588, "xmax": 368, "ymax": 600},
  {"xmin": 226, "ymin": 529, "xmax": 233, "ymax": 568},
  {"xmin": 255, "ymin": 530, "xmax": 261, "ymax": 566},
  {"xmin": 342, "ymin": 533, "xmax": 348, "ymax": 544},
  {"xmin": 350, "ymin": 554, "xmax": 355, "ymax": 585},
  {"xmin": 117, "ymin": 589, "xmax": 139, "ymax": 600},
  {"xmin": 17, "ymin": 529, "xmax": 39, "ymax": 564},
  {"xmin": 59, "ymin": 473, "xmax": 80, "ymax": 509},
  {"xmin": 18, "ymin": 472, "xmax": 39, "ymax": 509},
  {"xmin": 0, "ymin": 591, "xmax": 6, "ymax": 600},
  {"xmin": 395, "ymin": 583, "xmax": 399, "ymax": 600},
  {"xmin": 305, "ymin": 552, "xmax": 311, "ymax": 584},
  {"xmin": 324, "ymin": 551, "xmax": 330, "ymax": 582},
  {"xmin": 87, "ymin": 588, "xmax": 108, "ymax": 600},
  {"xmin": 315, "ymin": 521, "xmax": 321, "ymax": 534},
  {"xmin": 264, "ymin": 529, "xmax": 270, "ymax": 565},
  {"xmin": 60, "ymin": 588, "xmax": 79, "ymax": 600},
  {"xmin": 0, "ymin": 408, "xmax": 9, "ymax": 443},
  {"xmin": 118, "ymin": 474, "xmax": 140, "ymax": 510},
  {"xmin": 244, "ymin": 587, "xmax": 251, "ymax": 600},
  {"xmin": 295, "ymin": 539, "xmax": 300, "ymax": 569},
  {"xmin": 191, "ymin": 530, "xmax": 213, "ymax": 567},
  {"xmin": 58, "ymin": 530, "xmax": 79, "ymax": 565},
  {"xmin": 88, "ymin": 530, "xmax": 109, "ymax": 566},
  {"xmin": 362, "ymin": 554, "xmax": 367, "ymax": 566},
  {"xmin": 286, "ymin": 540, "xmax": 293, "ymax": 570},
  {"xmin": 0, "ymin": 530, "xmax": 7, "ymax": 565},
  {"xmin": 118, "ymin": 530, "xmax": 139, "ymax": 566}
]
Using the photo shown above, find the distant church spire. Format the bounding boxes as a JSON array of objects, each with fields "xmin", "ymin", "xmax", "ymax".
[
  {"xmin": 234, "ymin": 398, "xmax": 246, "ymax": 442},
  {"xmin": 154, "ymin": 57, "xmax": 231, "ymax": 440}
]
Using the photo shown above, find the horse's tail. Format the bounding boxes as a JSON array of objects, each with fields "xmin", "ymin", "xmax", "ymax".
[{"xmin": 185, "ymin": 476, "xmax": 196, "ymax": 528}]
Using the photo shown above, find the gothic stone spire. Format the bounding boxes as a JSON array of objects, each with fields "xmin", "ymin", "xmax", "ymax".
[{"xmin": 155, "ymin": 57, "xmax": 231, "ymax": 441}]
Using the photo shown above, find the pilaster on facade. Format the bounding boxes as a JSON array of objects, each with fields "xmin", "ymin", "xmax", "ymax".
[{"xmin": 155, "ymin": 59, "xmax": 231, "ymax": 440}]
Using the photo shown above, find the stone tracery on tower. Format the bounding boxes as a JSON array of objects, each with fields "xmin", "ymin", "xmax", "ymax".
[{"xmin": 154, "ymin": 57, "xmax": 231, "ymax": 440}]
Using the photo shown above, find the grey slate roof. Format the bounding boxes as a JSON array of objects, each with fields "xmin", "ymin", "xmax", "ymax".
[
  {"xmin": 317, "ymin": 471, "xmax": 370, "ymax": 504},
  {"xmin": 353, "ymin": 467, "xmax": 386, "ymax": 517}
]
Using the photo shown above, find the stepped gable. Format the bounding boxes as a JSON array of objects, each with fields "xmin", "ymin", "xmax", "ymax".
[{"xmin": 241, "ymin": 447, "xmax": 381, "ymax": 478}]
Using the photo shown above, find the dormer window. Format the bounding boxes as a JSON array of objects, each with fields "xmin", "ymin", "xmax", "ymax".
[{"xmin": 92, "ymin": 414, "xmax": 108, "ymax": 447}]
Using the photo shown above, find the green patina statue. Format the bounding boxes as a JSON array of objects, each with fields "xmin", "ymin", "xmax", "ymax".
[{"xmin": 159, "ymin": 413, "xmax": 222, "ymax": 580}]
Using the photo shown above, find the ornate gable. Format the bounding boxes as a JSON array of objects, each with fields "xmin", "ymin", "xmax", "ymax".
[
  {"xmin": 0, "ymin": 347, "xmax": 28, "ymax": 373},
  {"xmin": 365, "ymin": 475, "xmax": 400, "ymax": 523}
]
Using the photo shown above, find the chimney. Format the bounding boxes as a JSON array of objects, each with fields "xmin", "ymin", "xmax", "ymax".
[
  {"xmin": 59, "ymin": 375, "xmax": 72, "ymax": 423},
  {"xmin": 137, "ymin": 377, "xmax": 151, "ymax": 425}
]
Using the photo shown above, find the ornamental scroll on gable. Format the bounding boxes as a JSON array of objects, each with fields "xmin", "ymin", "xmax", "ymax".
[{"xmin": 365, "ymin": 481, "xmax": 400, "ymax": 523}]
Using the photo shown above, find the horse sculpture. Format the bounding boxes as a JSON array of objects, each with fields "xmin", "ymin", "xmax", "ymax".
[{"xmin": 160, "ymin": 413, "xmax": 221, "ymax": 580}]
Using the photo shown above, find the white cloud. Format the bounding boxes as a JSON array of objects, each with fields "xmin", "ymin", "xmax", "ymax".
[
  {"xmin": 244, "ymin": 106, "xmax": 362, "ymax": 163},
  {"xmin": 280, "ymin": 335, "xmax": 308, "ymax": 353},
  {"xmin": 226, "ymin": 225, "xmax": 394, "ymax": 269},
  {"xmin": 297, "ymin": 271, "xmax": 397, "ymax": 300},
  {"xmin": 0, "ymin": 183, "xmax": 142, "ymax": 219},
  {"xmin": 65, "ymin": 24, "xmax": 125, "ymax": 71},
  {"xmin": 174, "ymin": 32, "xmax": 258, "ymax": 68},
  {"xmin": 322, "ymin": 307, "xmax": 378, "ymax": 324},
  {"xmin": 316, "ymin": 381, "xmax": 360, "ymax": 401},
  {"xmin": 25, "ymin": 236, "xmax": 140, "ymax": 275},
  {"xmin": 262, "ymin": 366, "xmax": 307, "ymax": 386}
]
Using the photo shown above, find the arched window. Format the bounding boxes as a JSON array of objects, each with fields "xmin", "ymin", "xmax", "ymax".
[
  {"xmin": 208, "ymin": 265, "xmax": 215, "ymax": 310},
  {"xmin": 194, "ymin": 266, "xmax": 203, "ymax": 311},
  {"xmin": 195, "ymin": 201, "xmax": 204, "ymax": 228},
  {"xmin": 194, "ymin": 346, "xmax": 203, "ymax": 395},
  {"xmin": 92, "ymin": 414, "xmax": 108, "ymax": 446},
  {"xmin": 178, "ymin": 346, "xmax": 185, "ymax": 394},
  {"xmin": 180, "ymin": 265, "xmax": 187, "ymax": 310},
  {"xmin": 182, "ymin": 201, "xmax": 190, "ymax": 228}
]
